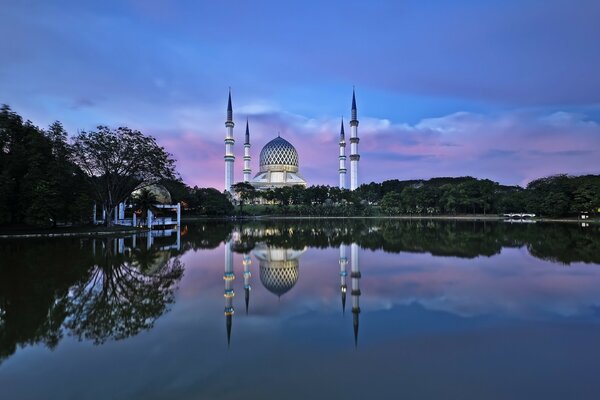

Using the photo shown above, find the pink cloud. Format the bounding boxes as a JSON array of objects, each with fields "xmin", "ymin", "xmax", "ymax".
[{"xmin": 149, "ymin": 108, "xmax": 600, "ymax": 190}]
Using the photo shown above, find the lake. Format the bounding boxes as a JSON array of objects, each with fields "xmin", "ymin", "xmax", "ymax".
[{"xmin": 2, "ymin": 219, "xmax": 600, "ymax": 399}]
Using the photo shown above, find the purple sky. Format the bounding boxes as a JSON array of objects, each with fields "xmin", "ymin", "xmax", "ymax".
[{"xmin": 1, "ymin": 0, "xmax": 600, "ymax": 189}]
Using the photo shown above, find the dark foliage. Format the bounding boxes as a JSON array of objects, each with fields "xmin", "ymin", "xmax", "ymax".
[{"xmin": 0, "ymin": 105, "xmax": 92, "ymax": 227}]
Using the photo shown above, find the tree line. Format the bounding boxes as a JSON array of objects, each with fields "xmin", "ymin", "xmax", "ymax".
[
  {"xmin": 230, "ymin": 175, "xmax": 600, "ymax": 218},
  {"xmin": 2, "ymin": 105, "xmax": 599, "ymax": 227}
]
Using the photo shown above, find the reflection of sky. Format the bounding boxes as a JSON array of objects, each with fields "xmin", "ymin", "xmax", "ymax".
[
  {"xmin": 4, "ymin": 243, "xmax": 600, "ymax": 399},
  {"xmin": 179, "ymin": 244, "xmax": 600, "ymax": 322}
]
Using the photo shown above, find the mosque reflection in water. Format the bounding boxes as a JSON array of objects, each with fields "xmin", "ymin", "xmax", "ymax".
[{"xmin": 223, "ymin": 231, "xmax": 362, "ymax": 347}]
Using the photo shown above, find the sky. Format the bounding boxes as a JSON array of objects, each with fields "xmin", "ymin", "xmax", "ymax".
[{"xmin": 1, "ymin": 0, "xmax": 600, "ymax": 189}]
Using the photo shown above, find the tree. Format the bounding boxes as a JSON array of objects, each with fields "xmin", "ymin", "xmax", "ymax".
[
  {"xmin": 0, "ymin": 106, "xmax": 92, "ymax": 227},
  {"xmin": 72, "ymin": 126, "xmax": 176, "ymax": 226},
  {"xmin": 231, "ymin": 182, "xmax": 256, "ymax": 215},
  {"xmin": 190, "ymin": 187, "xmax": 234, "ymax": 215},
  {"xmin": 131, "ymin": 188, "xmax": 158, "ymax": 225},
  {"xmin": 380, "ymin": 191, "xmax": 402, "ymax": 215}
]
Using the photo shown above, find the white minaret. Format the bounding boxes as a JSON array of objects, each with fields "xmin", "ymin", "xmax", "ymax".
[
  {"xmin": 224, "ymin": 240, "xmax": 235, "ymax": 347},
  {"xmin": 243, "ymin": 119, "xmax": 251, "ymax": 183},
  {"xmin": 338, "ymin": 118, "xmax": 347, "ymax": 189},
  {"xmin": 351, "ymin": 242, "xmax": 361, "ymax": 347},
  {"xmin": 349, "ymin": 88, "xmax": 360, "ymax": 191},
  {"xmin": 339, "ymin": 244, "xmax": 348, "ymax": 314},
  {"xmin": 224, "ymin": 89, "xmax": 235, "ymax": 193}
]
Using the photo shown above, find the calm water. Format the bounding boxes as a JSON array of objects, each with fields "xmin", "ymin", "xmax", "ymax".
[{"xmin": 2, "ymin": 219, "xmax": 600, "ymax": 399}]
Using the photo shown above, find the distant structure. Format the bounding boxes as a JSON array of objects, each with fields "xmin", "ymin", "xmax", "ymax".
[
  {"xmin": 224, "ymin": 89, "xmax": 235, "ymax": 193},
  {"xmin": 243, "ymin": 119, "xmax": 251, "ymax": 183},
  {"xmin": 223, "ymin": 88, "xmax": 362, "ymax": 191},
  {"xmin": 349, "ymin": 88, "xmax": 360, "ymax": 191},
  {"xmin": 93, "ymin": 183, "xmax": 181, "ymax": 230},
  {"xmin": 338, "ymin": 118, "xmax": 347, "ymax": 189}
]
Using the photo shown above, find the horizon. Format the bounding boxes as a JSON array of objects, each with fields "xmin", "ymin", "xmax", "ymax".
[{"xmin": 2, "ymin": 1, "xmax": 600, "ymax": 189}]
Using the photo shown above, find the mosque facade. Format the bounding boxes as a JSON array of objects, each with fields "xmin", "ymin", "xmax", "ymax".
[{"xmin": 224, "ymin": 89, "xmax": 360, "ymax": 192}]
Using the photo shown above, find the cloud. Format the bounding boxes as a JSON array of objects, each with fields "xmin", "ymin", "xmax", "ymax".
[{"xmin": 144, "ymin": 106, "xmax": 600, "ymax": 189}]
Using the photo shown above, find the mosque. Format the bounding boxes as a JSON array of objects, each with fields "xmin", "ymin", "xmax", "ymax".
[{"xmin": 223, "ymin": 89, "xmax": 361, "ymax": 192}]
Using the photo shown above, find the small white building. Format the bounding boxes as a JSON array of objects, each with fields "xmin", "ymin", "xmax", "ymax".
[{"xmin": 93, "ymin": 183, "xmax": 181, "ymax": 229}]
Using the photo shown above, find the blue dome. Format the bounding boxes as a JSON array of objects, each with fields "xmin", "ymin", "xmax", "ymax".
[{"xmin": 259, "ymin": 136, "xmax": 299, "ymax": 169}]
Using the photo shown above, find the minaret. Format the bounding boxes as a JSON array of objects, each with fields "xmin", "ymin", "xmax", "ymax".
[
  {"xmin": 339, "ymin": 244, "xmax": 348, "ymax": 314},
  {"xmin": 224, "ymin": 89, "xmax": 235, "ymax": 193},
  {"xmin": 338, "ymin": 118, "xmax": 347, "ymax": 189},
  {"xmin": 349, "ymin": 88, "xmax": 360, "ymax": 191},
  {"xmin": 224, "ymin": 240, "xmax": 235, "ymax": 347},
  {"xmin": 243, "ymin": 119, "xmax": 251, "ymax": 183},
  {"xmin": 243, "ymin": 253, "xmax": 251, "ymax": 314},
  {"xmin": 350, "ymin": 243, "xmax": 361, "ymax": 347}
]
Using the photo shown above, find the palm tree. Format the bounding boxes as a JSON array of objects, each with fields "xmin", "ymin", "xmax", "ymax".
[{"xmin": 132, "ymin": 188, "xmax": 158, "ymax": 226}]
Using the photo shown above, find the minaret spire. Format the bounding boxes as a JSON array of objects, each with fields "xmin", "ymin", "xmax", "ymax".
[
  {"xmin": 224, "ymin": 88, "xmax": 235, "ymax": 193},
  {"xmin": 227, "ymin": 88, "xmax": 233, "ymax": 122},
  {"xmin": 338, "ymin": 117, "xmax": 347, "ymax": 189},
  {"xmin": 349, "ymin": 88, "xmax": 360, "ymax": 191},
  {"xmin": 351, "ymin": 88, "xmax": 357, "ymax": 120},
  {"xmin": 243, "ymin": 119, "xmax": 252, "ymax": 183},
  {"xmin": 245, "ymin": 119, "xmax": 250, "ymax": 145}
]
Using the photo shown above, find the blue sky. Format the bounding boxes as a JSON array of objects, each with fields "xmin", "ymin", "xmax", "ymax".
[{"xmin": 1, "ymin": 0, "xmax": 600, "ymax": 188}]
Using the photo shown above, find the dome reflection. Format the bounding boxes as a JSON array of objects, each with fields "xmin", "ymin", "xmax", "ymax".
[{"xmin": 252, "ymin": 245, "xmax": 307, "ymax": 297}]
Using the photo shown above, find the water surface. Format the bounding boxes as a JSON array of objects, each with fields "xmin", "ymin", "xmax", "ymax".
[{"xmin": 2, "ymin": 219, "xmax": 600, "ymax": 399}]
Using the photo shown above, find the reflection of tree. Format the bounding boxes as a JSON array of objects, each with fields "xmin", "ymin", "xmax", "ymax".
[
  {"xmin": 232, "ymin": 219, "xmax": 600, "ymax": 264},
  {"xmin": 0, "ymin": 239, "xmax": 91, "ymax": 363},
  {"xmin": 181, "ymin": 221, "xmax": 234, "ymax": 250},
  {"xmin": 0, "ymin": 236, "xmax": 184, "ymax": 363},
  {"xmin": 66, "ymin": 239, "xmax": 183, "ymax": 344},
  {"xmin": 526, "ymin": 224, "xmax": 600, "ymax": 265}
]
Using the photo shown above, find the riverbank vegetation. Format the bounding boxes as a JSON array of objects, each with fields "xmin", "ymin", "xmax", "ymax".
[{"xmin": 226, "ymin": 175, "xmax": 600, "ymax": 219}]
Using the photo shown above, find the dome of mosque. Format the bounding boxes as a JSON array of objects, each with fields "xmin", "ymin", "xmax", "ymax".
[
  {"xmin": 259, "ymin": 136, "xmax": 299, "ymax": 172},
  {"xmin": 131, "ymin": 183, "xmax": 172, "ymax": 204}
]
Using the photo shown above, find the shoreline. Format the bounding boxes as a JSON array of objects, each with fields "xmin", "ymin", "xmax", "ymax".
[
  {"xmin": 1, "ymin": 215, "xmax": 596, "ymax": 238},
  {"xmin": 181, "ymin": 214, "xmax": 597, "ymax": 223},
  {"xmin": 0, "ymin": 226, "xmax": 148, "ymax": 239}
]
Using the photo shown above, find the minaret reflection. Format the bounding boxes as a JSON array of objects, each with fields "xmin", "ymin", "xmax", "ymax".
[
  {"xmin": 339, "ymin": 244, "xmax": 348, "ymax": 314},
  {"xmin": 243, "ymin": 253, "xmax": 251, "ymax": 314},
  {"xmin": 350, "ymin": 243, "xmax": 361, "ymax": 347},
  {"xmin": 224, "ymin": 240, "xmax": 235, "ymax": 347}
]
